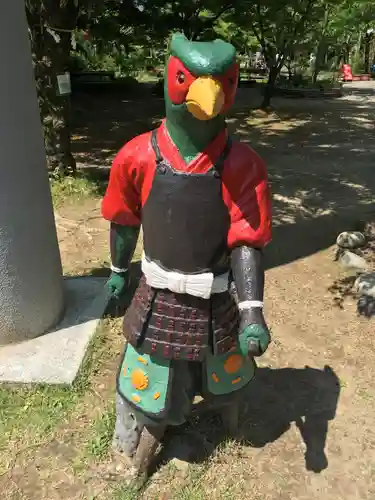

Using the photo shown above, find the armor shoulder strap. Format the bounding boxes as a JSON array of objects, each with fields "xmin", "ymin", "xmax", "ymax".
[
  {"xmin": 214, "ymin": 136, "xmax": 232, "ymax": 175},
  {"xmin": 151, "ymin": 128, "xmax": 163, "ymax": 164}
]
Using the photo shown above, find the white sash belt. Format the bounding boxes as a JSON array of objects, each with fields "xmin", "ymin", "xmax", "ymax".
[{"xmin": 141, "ymin": 254, "xmax": 229, "ymax": 299}]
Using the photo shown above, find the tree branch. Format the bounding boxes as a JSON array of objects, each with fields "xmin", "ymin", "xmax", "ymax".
[
  {"xmin": 196, "ymin": 3, "xmax": 235, "ymax": 39},
  {"xmin": 291, "ymin": 0, "xmax": 315, "ymax": 42},
  {"xmin": 208, "ymin": 3, "xmax": 234, "ymax": 24},
  {"xmin": 255, "ymin": 2, "xmax": 267, "ymax": 48}
]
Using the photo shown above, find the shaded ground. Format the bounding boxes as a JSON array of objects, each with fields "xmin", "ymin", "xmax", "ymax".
[
  {"xmin": 70, "ymin": 87, "xmax": 164, "ymax": 170},
  {"xmin": 1, "ymin": 82, "xmax": 375, "ymax": 500},
  {"xmin": 70, "ymin": 82, "xmax": 375, "ymax": 269}
]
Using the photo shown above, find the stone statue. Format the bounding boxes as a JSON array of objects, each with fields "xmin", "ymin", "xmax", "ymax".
[{"xmin": 101, "ymin": 33, "xmax": 272, "ymax": 485}]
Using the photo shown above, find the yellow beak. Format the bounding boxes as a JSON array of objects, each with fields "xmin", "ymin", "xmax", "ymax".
[{"xmin": 186, "ymin": 77, "xmax": 225, "ymax": 121}]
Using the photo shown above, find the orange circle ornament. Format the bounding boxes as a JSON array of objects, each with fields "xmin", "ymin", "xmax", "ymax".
[
  {"xmin": 224, "ymin": 354, "xmax": 243, "ymax": 374},
  {"xmin": 131, "ymin": 369, "xmax": 149, "ymax": 391}
]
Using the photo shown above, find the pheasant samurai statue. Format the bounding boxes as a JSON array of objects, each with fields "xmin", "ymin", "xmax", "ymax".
[{"xmin": 102, "ymin": 33, "xmax": 272, "ymax": 482}]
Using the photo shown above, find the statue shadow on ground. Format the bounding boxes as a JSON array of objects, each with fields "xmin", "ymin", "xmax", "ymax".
[
  {"xmin": 99, "ymin": 264, "xmax": 340, "ymax": 475},
  {"xmin": 160, "ymin": 365, "xmax": 340, "ymax": 475}
]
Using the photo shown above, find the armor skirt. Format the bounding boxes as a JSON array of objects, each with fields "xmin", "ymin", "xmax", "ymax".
[{"xmin": 123, "ymin": 276, "xmax": 239, "ymax": 361}]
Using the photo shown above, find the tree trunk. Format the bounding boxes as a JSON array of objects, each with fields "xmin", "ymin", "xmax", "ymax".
[
  {"xmin": 34, "ymin": 29, "xmax": 76, "ymax": 175},
  {"xmin": 26, "ymin": 1, "xmax": 79, "ymax": 176},
  {"xmin": 261, "ymin": 65, "xmax": 278, "ymax": 109},
  {"xmin": 371, "ymin": 36, "xmax": 375, "ymax": 68},
  {"xmin": 355, "ymin": 32, "xmax": 362, "ymax": 58},
  {"xmin": 312, "ymin": 6, "xmax": 329, "ymax": 84},
  {"xmin": 287, "ymin": 56, "xmax": 293, "ymax": 81},
  {"xmin": 364, "ymin": 33, "xmax": 371, "ymax": 73},
  {"xmin": 312, "ymin": 44, "xmax": 324, "ymax": 84}
]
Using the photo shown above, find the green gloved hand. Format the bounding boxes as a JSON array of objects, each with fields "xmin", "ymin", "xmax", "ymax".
[
  {"xmin": 107, "ymin": 270, "xmax": 129, "ymax": 300},
  {"xmin": 238, "ymin": 309, "xmax": 271, "ymax": 357}
]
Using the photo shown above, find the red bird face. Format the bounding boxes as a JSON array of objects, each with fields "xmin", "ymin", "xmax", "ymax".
[{"xmin": 167, "ymin": 56, "xmax": 239, "ymax": 119}]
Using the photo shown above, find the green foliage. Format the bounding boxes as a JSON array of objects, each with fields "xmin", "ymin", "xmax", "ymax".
[
  {"xmin": 0, "ymin": 384, "xmax": 78, "ymax": 467},
  {"xmin": 27, "ymin": 0, "xmax": 375, "ymax": 85},
  {"xmin": 70, "ymin": 32, "xmax": 163, "ymax": 77},
  {"xmin": 85, "ymin": 404, "xmax": 116, "ymax": 460},
  {"xmin": 130, "ymin": 0, "xmax": 236, "ymax": 41},
  {"xmin": 26, "ymin": 0, "xmax": 375, "ymax": 169},
  {"xmin": 111, "ymin": 484, "xmax": 141, "ymax": 500},
  {"xmin": 50, "ymin": 172, "xmax": 102, "ymax": 206},
  {"xmin": 214, "ymin": 17, "xmax": 259, "ymax": 53},
  {"xmin": 0, "ymin": 326, "xmax": 109, "ymax": 475},
  {"xmin": 82, "ymin": 0, "xmax": 374, "ymax": 80},
  {"xmin": 351, "ymin": 53, "xmax": 364, "ymax": 73}
]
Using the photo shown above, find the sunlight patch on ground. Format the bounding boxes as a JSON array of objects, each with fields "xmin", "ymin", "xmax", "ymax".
[
  {"xmin": 350, "ymin": 116, "xmax": 373, "ymax": 124},
  {"xmin": 246, "ymin": 116, "xmax": 310, "ymax": 135},
  {"xmin": 340, "ymin": 115, "xmax": 374, "ymax": 129},
  {"xmin": 273, "ymin": 193, "xmax": 308, "ymax": 208},
  {"xmin": 272, "ymin": 193, "xmax": 336, "ymax": 225},
  {"xmin": 339, "ymin": 180, "xmax": 372, "ymax": 193},
  {"xmin": 316, "ymin": 144, "xmax": 340, "ymax": 149}
]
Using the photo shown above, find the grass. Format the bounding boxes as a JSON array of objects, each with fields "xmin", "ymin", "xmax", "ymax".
[
  {"xmin": 0, "ymin": 384, "xmax": 79, "ymax": 474},
  {"xmin": 110, "ymin": 463, "xmax": 209, "ymax": 500},
  {"xmin": 85, "ymin": 403, "xmax": 117, "ymax": 461},
  {"xmin": 4, "ymin": 95, "xmax": 373, "ymax": 498},
  {"xmin": 0, "ymin": 251, "xmax": 267, "ymax": 500},
  {"xmin": 112, "ymin": 483, "xmax": 142, "ymax": 500},
  {"xmin": 174, "ymin": 465, "xmax": 207, "ymax": 500},
  {"xmin": 50, "ymin": 172, "xmax": 104, "ymax": 207},
  {"xmin": 0, "ymin": 318, "xmax": 120, "ymax": 478}
]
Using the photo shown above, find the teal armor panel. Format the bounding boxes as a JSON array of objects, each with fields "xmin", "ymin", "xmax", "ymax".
[
  {"xmin": 205, "ymin": 341, "xmax": 256, "ymax": 396},
  {"xmin": 117, "ymin": 344, "xmax": 172, "ymax": 418}
]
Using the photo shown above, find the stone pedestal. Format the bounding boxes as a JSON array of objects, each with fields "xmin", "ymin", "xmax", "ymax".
[
  {"xmin": 0, "ymin": 277, "xmax": 109, "ymax": 384},
  {"xmin": 0, "ymin": 1, "xmax": 64, "ymax": 344}
]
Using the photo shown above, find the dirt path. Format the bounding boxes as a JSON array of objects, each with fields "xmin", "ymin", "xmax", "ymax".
[
  {"xmin": 230, "ymin": 83, "xmax": 375, "ymax": 500},
  {"xmin": 2, "ymin": 83, "xmax": 375, "ymax": 500}
]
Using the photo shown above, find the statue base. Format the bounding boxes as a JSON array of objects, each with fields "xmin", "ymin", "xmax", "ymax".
[{"xmin": 0, "ymin": 277, "xmax": 109, "ymax": 384}]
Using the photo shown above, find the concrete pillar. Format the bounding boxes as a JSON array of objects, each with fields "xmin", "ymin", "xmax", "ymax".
[{"xmin": 0, "ymin": 1, "xmax": 64, "ymax": 344}]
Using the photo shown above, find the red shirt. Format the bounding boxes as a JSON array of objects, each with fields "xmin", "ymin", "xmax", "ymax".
[{"xmin": 102, "ymin": 120, "xmax": 272, "ymax": 249}]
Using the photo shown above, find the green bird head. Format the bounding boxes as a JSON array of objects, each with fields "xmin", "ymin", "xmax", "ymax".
[{"xmin": 163, "ymin": 33, "xmax": 239, "ymax": 160}]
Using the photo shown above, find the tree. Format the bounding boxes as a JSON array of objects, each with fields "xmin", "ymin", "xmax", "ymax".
[
  {"xmin": 26, "ymin": 0, "xmax": 373, "ymax": 173},
  {"xmin": 327, "ymin": 0, "xmax": 375, "ymax": 71},
  {"xmin": 25, "ymin": 0, "xmax": 85, "ymax": 175},
  {"xmin": 310, "ymin": 3, "xmax": 331, "ymax": 83},
  {"xmin": 25, "ymin": 0, "xmax": 237, "ymax": 175},
  {"xmin": 126, "ymin": 0, "xmax": 236, "ymax": 41},
  {"xmin": 230, "ymin": 0, "xmax": 322, "ymax": 109}
]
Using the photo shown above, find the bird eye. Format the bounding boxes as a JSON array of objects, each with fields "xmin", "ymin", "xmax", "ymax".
[{"xmin": 177, "ymin": 71, "xmax": 185, "ymax": 84}]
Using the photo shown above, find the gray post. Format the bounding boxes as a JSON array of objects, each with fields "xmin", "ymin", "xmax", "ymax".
[{"xmin": 0, "ymin": 1, "xmax": 64, "ymax": 344}]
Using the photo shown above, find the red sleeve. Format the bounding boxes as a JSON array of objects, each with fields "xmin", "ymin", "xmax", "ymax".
[
  {"xmin": 101, "ymin": 133, "xmax": 151, "ymax": 226},
  {"xmin": 222, "ymin": 143, "xmax": 272, "ymax": 249}
]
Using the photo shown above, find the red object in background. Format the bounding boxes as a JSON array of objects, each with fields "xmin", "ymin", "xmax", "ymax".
[
  {"xmin": 341, "ymin": 64, "xmax": 370, "ymax": 81},
  {"xmin": 83, "ymin": 30, "xmax": 89, "ymax": 41},
  {"xmin": 342, "ymin": 64, "xmax": 353, "ymax": 81}
]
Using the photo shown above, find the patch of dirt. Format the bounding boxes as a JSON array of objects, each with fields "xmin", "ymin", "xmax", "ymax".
[
  {"xmin": 4, "ymin": 84, "xmax": 375, "ymax": 500},
  {"xmin": 56, "ymin": 196, "xmax": 143, "ymax": 278},
  {"xmin": 56, "ymin": 197, "xmax": 110, "ymax": 277},
  {"xmin": 1, "ymin": 320, "xmax": 125, "ymax": 500},
  {"xmin": 71, "ymin": 91, "xmax": 164, "ymax": 169}
]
